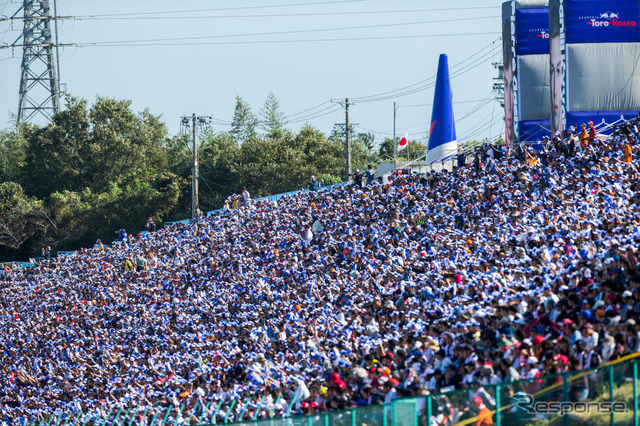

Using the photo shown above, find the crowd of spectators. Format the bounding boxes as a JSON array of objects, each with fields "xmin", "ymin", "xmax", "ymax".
[{"xmin": 0, "ymin": 119, "xmax": 639, "ymax": 424}]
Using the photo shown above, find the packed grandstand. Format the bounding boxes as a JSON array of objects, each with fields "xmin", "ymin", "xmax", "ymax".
[{"xmin": 1, "ymin": 123, "xmax": 639, "ymax": 424}]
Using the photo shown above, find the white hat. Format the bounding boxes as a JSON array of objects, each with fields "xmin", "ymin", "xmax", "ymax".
[{"xmin": 527, "ymin": 356, "xmax": 539, "ymax": 365}]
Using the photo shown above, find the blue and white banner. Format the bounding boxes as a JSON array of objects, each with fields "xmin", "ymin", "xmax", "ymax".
[
  {"xmin": 549, "ymin": 0, "xmax": 567, "ymax": 135},
  {"xmin": 565, "ymin": 0, "xmax": 640, "ymax": 44},
  {"xmin": 503, "ymin": 1, "xmax": 519, "ymax": 147},
  {"xmin": 516, "ymin": 8, "xmax": 550, "ymax": 55},
  {"xmin": 566, "ymin": 111, "xmax": 640, "ymax": 129},
  {"xmin": 519, "ymin": 120, "xmax": 551, "ymax": 142}
]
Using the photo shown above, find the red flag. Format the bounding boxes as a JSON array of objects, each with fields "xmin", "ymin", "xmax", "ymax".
[{"xmin": 398, "ymin": 131, "xmax": 409, "ymax": 151}]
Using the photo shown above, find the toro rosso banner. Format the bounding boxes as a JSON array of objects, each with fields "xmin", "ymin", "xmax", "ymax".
[
  {"xmin": 516, "ymin": 8, "xmax": 550, "ymax": 55},
  {"xmin": 565, "ymin": 0, "xmax": 640, "ymax": 44},
  {"xmin": 503, "ymin": 1, "xmax": 519, "ymax": 147}
]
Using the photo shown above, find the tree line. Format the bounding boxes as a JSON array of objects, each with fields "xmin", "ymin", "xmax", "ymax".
[{"xmin": 0, "ymin": 93, "xmax": 428, "ymax": 261}]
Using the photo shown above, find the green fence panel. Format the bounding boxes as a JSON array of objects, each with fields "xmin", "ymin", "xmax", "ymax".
[
  {"xmin": 635, "ymin": 359, "xmax": 639, "ymax": 426},
  {"xmin": 496, "ymin": 384, "xmax": 501, "ymax": 426},
  {"xmin": 392, "ymin": 398, "xmax": 419, "ymax": 426},
  {"xmin": 23, "ymin": 355, "xmax": 640, "ymax": 426},
  {"xmin": 110, "ymin": 408, "xmax": 123, "ymax": 426},
  {"xmin": 352, "ymin": 403, "xmax": 384, "ymax": 426},
  {"xmin": 211, "ymin": 400, "xmax": 223, "ymax": 424},
  {"xmin": 149, "ymin": 406, "xmax": 162, "ymax": 426},
  {"xmin": 128, "ymin": 408, "xmax": 139, "ymax": 426},
  {"xmin": 162, "ymin": 404, "xmax": 173, "ymax": 425},
  {"xmin": 612, "ymin": 360, "xmax": 634, "ymax": 425},
  {"xmin": 225, "ymin": 400, "xmax": 237, "ymax": 424}
]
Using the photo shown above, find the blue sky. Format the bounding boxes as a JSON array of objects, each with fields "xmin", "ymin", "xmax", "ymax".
[{"xmin": 0, "ymin": 0, "xmax": 504, "ymax": 145}]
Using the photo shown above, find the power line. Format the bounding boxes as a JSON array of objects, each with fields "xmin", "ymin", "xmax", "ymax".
[
  {"xmin": 351, "ymin": 38, "xmax": 497, "ymax": 101},
  {"xmin": 283, "ymin": 100, "xmax": 331, "ymax": 119},
  {"xmin": 200, "ymin": 174, "xmax": 242, "ymax": 192},
  {"xmin": 395, "ymin": 98, "xmax": 491, "ymax": 108},
  {"xmin": 287, "ymin": 105, "xmax": 342, "ymax": 124},
  {"xmin": 455, "ymin": 90, "xmax": 495, "ymax": 121},
  {"xmin": 196, "ymin": 40, "xmax": 496, "ymax": 131},
  {"xmin": 459, "ymin": 115, "xmax": 503, "ymax": 143},
  {"xmin": 355, "ymin": 125, "xmax": 427, "ymax": 138},
  {"xmin": 0, "ymin": 2, "xmax": 501, "ymax": 134},
  {"xmin": 285, "ymin": 104, "xmax": 342, "ymax": 124},
  {"xmin": 74, "ymin": 0, "xmax": 367, "ymax": 18},
  {"xmin": 458, "ymin": 106, "xmax": 503, "ymax": 142},
  {"xmin": 449, "ymin": 50, "xmax": 496, "ymax": 80},
  {"xmin": 278, "ymin": 39, "xmax": 498, "ymax": 127},
  {"xmin": 460, "ymin": 105, "xmax": 498, "ymax": 137},
  {"xmin": 78, "ymin": 16, "xmax": 499, "ymax": 46},
  {"xmin": 75, "ymin": 6, "xmax": 500, "ymax": 21},
  {"xmin": 352, "ymin": 98, "xmax": 494, "ymax": 137},
  {"xmin": 351, "ymin": 39, "xmax": 499, "ymax": 103},
  {"xmin": 74, "ymin": 31, "xmax": 500, "ymax": 49},
  {"xmin": 351, "ymin": 50, "xmax": 495, "ymax": 104}
]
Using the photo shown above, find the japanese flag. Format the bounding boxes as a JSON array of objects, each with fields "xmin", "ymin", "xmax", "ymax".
[{"xmin": 398, "ymin": 132, "xmax": 409, "ymax": 151}]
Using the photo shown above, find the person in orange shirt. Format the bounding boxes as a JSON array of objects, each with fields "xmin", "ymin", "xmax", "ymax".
[
  {"xmin": 470, "ymin": 396, "xmax": 494, "ymax": 426},
  {"xmin": 579, "ymin": 123, "xmax": 589, "ymax": 149},
  {"xmin": 525, "ymin": 148, "xmax": 538, "ymax": 167},
  {"xmin": 624, "ymin": 136, "xmax": 634, "ymax": 164}
]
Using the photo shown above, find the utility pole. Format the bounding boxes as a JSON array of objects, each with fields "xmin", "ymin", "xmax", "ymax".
[
  {"xmin": 180, "ymin": 114, "xmax": 212, "ymax": 220},
  {"xmin": 393, "ymin": 101, "xmax": 397, "ymax": 171},
  {"xmin": 493, "ymin": 61, "xmax": 508, "ymax": 151},
  {"xmin": 345, "ymin": 98, "xmax": 351, "ymax": 182},
  {"xmin": 492, "ymin": 62, "xmax": 505, "ymax": 108},
  {"xmin": 332, "ymin": 98, "xmax": 357, "ymax": 183},
  {"xmin": 192, "ymin": 113, "xmax": 198, "ymax": 220}
]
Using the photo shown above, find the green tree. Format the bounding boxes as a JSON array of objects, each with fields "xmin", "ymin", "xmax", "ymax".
[
  {"xmin": 230, "ymin": 96, "xmax": 258, "ymax": 145},
  {"xmin": 198, "ymin": 131, "xmax": 240, "ymax": 210},
  {"xmin": 47, "ymin": 190, "xmax": 88, "ymax": 244},
  {"xmin": 401, "ymin": 139, "xmax": 428, "ymax": 162},
  {"xmin": 84, "ymin": 97, "xmax": 168, "ymax": 192},
  {"xmin": 20, "ymin": 97, "xmax": 90, "ymax": 198},
  {"xmin": 9, "ymin": 96, "xmax": 185, "ymax": 254},
  {"xmin": 0, "ymin": 118, "xmax": 28, "ymax": 183},
  {"xmin": 378, "ymin": 137, "xmax": 396, "ymax": 160},
  {"xmin": 292, "ymin": 124, "xmax": 343, "ymax": 182},
  {"xmin": 351, "ymin": 131, "xmax": 376, "ymax": 171},
  {"xmin": 378, "ymin": 137, "xmax": 428, "ymax": 161},
  {"xmin": 327, "ymin": 127, "xmax": 377, "ymax": 178},
  {"xmin": 164, "ymin": 133, "xmax": 191, "ymax": 180},
  {"xmin": 236, "ymin": 132, "xmax": 304, "ymax": 197},
  {"xmin": 20, "ymin": 96, "xmax": 169, "ymax": 198},
  {"xmin": 83, "ymin": 173, "xmax": 183, "ymax": 241},
  {"xmin": 259, "ymin": 91, "xmax": 286, "ymax": 137},
  {"xmin": 0, "ymin": 182, "xmax": 49, "ymax": 250}
]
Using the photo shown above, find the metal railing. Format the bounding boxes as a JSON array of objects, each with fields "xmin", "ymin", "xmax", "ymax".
[{"xmin": 23, "ymin": 352, "xmax": 640, "ymax": 425}]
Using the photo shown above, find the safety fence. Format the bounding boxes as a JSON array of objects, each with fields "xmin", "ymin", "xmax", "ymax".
[{"xmin": 22, "ymin": 352, "xmax": 640, "ymax": 425}]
